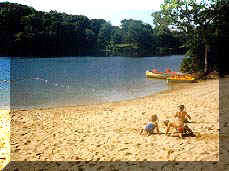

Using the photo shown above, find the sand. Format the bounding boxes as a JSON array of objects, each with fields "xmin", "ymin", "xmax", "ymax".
[
  {"xmin": 0, "ymin": 109, "xmax": 10, "ymax": 170},
  {"xmin": 10, "ymin": 79, "xmax": 219, "ymax": 161}
]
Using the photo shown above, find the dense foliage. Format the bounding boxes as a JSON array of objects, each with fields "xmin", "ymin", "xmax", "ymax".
[
  {"xmin": 0, "ymin": 2, "xmax": 185, "ymax": 57},
  {"xmin": 153, "ymin": 0, "xmax": 229, "ymax": 74}
]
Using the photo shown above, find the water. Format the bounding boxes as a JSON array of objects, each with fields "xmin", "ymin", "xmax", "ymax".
[
  {"xmin": 1, "ymin": 55, "xmax": 185, "ymax": 109},
  {"xmin": 0, "ymin": 57, "xmax": 10, "ymax": 109}
]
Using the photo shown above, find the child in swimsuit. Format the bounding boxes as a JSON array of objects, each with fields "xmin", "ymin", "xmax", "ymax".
[
  {"xmin": 140, "ymin": 114, "xmax": 160, "ymax": 136},
  {"xmin": 175, "ymin": 105, "xmax": 194, "ymax": 136}
]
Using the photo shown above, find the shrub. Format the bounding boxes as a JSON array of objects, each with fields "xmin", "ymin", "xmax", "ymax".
[{"xmin": 180, "ymin": 57, "xmax": 204, "ymax": 74}]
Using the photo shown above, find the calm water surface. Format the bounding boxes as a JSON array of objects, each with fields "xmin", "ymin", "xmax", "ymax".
[
  {"xmin": 0, "ymin": 55, "xmax": 185, "ymax": 109},
  {"xmin": 0, "ymin": 57, "xmax": 10, "ymax": 109}
]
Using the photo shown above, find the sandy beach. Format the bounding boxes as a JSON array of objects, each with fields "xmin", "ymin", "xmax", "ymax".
[
  {"xmin": 0, "ymin": 109, "xmax": 10, "ymax": 170},
  {"xmin": 10, "ymin": 79, "xmax": 219, "ymax": 161}
]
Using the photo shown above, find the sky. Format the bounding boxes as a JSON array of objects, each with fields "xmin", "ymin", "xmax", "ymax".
[{"xmin": 3, "ymin": 0, "xmax": 163, "ymax": 26}]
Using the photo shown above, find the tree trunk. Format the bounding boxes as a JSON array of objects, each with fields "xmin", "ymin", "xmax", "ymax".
[{"xmin": 204, "ymin": 45, "xmax": 208, "ymax": 73}]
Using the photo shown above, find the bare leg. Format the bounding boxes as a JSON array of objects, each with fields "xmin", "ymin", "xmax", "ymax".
[
  {"xmin": 166, "ymin": 125, "xmax": 171, "ymax": 135},
  {"xmin": 170, "ymin": 132, "xmax": 183, "ymax": 138},
  {"xmin": 178, "ymin": 133, "xmax": 183, "ymax": 138}
]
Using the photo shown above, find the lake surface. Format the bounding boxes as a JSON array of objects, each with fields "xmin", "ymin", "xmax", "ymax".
[
  {"xmin": 0, "ymin": 55, "xmax": 185, "ymax": 109},
  {"xmin": 0, "ymin": 57, "xmax": 10, "ymax": 109}
]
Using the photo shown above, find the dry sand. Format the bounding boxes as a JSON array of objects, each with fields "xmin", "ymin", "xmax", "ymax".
[
  {"xmin": 10, "ymin": 79, "xmax": 219, "ymax": 161},
  {"xmin": 0, "ymin": 109, "xmax": 10, "ymax": 170}
]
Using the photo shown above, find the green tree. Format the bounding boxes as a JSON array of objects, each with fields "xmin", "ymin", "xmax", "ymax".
[
  {"xmin": 97, "ymin": 22, "xmax": 112, "ymax": 49},
  {"xmin": 0, "ymin": 2, "xmax": 189, "ymax": 57},
  {"xmin": 154, "ymin": 0, "xmax": 224, "ymax": 73}
]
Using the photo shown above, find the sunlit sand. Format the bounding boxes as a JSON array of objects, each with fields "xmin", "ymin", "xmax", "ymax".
[
  {"xmin": 0, "ymin": 109, "xmax": 10, "ymax": 170},
  {"xmin": 11, "ymin": 79, "xmax": 219, "ymax": 161}
]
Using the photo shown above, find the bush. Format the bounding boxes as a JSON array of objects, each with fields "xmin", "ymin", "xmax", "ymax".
[{"xmin": 180, "ymin": 57, "xmax": 203, "ymax": 73}]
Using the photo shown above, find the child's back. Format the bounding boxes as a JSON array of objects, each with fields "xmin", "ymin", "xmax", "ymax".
[
  {"xmin": 144, "ymin": 121, "xmax": 156, "ymax": 133},
  {"xmin": 141, "ymin": 114, "xmax": 159, "ymax": 135}
]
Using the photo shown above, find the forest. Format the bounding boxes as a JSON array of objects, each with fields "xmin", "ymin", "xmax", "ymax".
[
  {"xmin": 0, "ymin": 1, "xmax": 228, "ymax": 74},
  {"xmin": 152, "ymin": 0, "xmax": 228, "ymax": 74},
  {"xmin": 0, "ymin": 2, "xmax": 185, "ymax": 57}
]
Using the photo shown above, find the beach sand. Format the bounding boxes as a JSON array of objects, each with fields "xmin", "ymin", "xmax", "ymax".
[
  {"xmin": 0, "ymin": 109, "xmax": 10, "ymax": 170},
  {"xmin": 10, "ymin": 79, "xmax": 219, "ymax": 161}
]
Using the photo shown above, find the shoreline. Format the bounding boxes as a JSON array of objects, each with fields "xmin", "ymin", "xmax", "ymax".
[
  {"xmin": 1, "ymin": 54, "xmax": 184, "ymax": 59},
  {"xmin": 11, "ymin": 79, "xmax": 219, "ymax": 161},
  {"xmin": 10, "ymin": 80, "xmax": 193, "ymax": 112}
]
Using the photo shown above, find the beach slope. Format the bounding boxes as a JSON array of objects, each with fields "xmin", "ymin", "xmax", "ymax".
[{"xmin": 11, "ymin": 79, "xmax": 219, "ymax": 161}]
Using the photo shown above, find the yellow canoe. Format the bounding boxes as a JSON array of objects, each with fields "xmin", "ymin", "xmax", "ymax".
[
  {"xmin": 145, "ymin": 71, "xmax": 169, "ymax": 79},
  {"xmin": 167, "ymin": 77, "xmax": 197, "ymax": 83}
]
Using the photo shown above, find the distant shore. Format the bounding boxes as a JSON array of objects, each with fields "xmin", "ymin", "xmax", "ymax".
[
  {"xmin": 1, "ymin": 54, "xmax": 184, "ymax": 58},
  {"xmin": 11, "ymin": 79, "xmax": 219, "ymax": 161}
]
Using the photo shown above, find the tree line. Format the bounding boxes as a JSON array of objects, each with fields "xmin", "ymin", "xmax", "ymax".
[
  {"xmin": 152, "ymin": 0, "xmax": 229, "ymax": 75},
  {"xmin": 0, "ymin": 2, "xmax": 185, "ymax": 57}
]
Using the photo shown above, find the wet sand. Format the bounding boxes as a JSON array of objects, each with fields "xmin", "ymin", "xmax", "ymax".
[{"xmin": 10, "ymin": 79, "xmax": 219, "ymax": 161}]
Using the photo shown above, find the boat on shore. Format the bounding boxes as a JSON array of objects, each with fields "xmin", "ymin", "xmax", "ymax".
[
  {"xmin": 167, "ymin": 74, "xmax": 197, "ymax": 83},
  {"xmin": 166, "ymin": 78, "xmax": 197, "ymax": 83},
  {"xmin": 146, "ymin": 68, "xmax": 197, "ymax": 83},
  {"xmin": 145, "ymin": 68, "xmax": 178, "ymax": 79},
  {"xmin": 145, "ymin": 71, "xmax": 169, "ymax": 79}
]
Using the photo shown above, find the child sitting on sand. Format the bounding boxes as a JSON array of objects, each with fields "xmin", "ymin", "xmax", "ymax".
[
  {"xmin": 164, "ymin": 105, "xmax": 194, "ymax": 138},
  {"xmin": 164, "ymin": 119, "xmax": 195, "ymax": 138},
  {"xmin": 175, "ymin": 105, "xmax": 194, "ymax": 136},
  {"xmin": 164, "ymin": 120, "xmax": 184, "ymax": 138},
  {"xmin": 140, "ymin": 114, "xmax": 160, "ymax": 136}
]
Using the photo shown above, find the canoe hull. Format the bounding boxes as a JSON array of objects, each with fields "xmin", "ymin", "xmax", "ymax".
[{"xmin": 166, "ymin": 78, "xmax": 197, "ymax": 83}]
